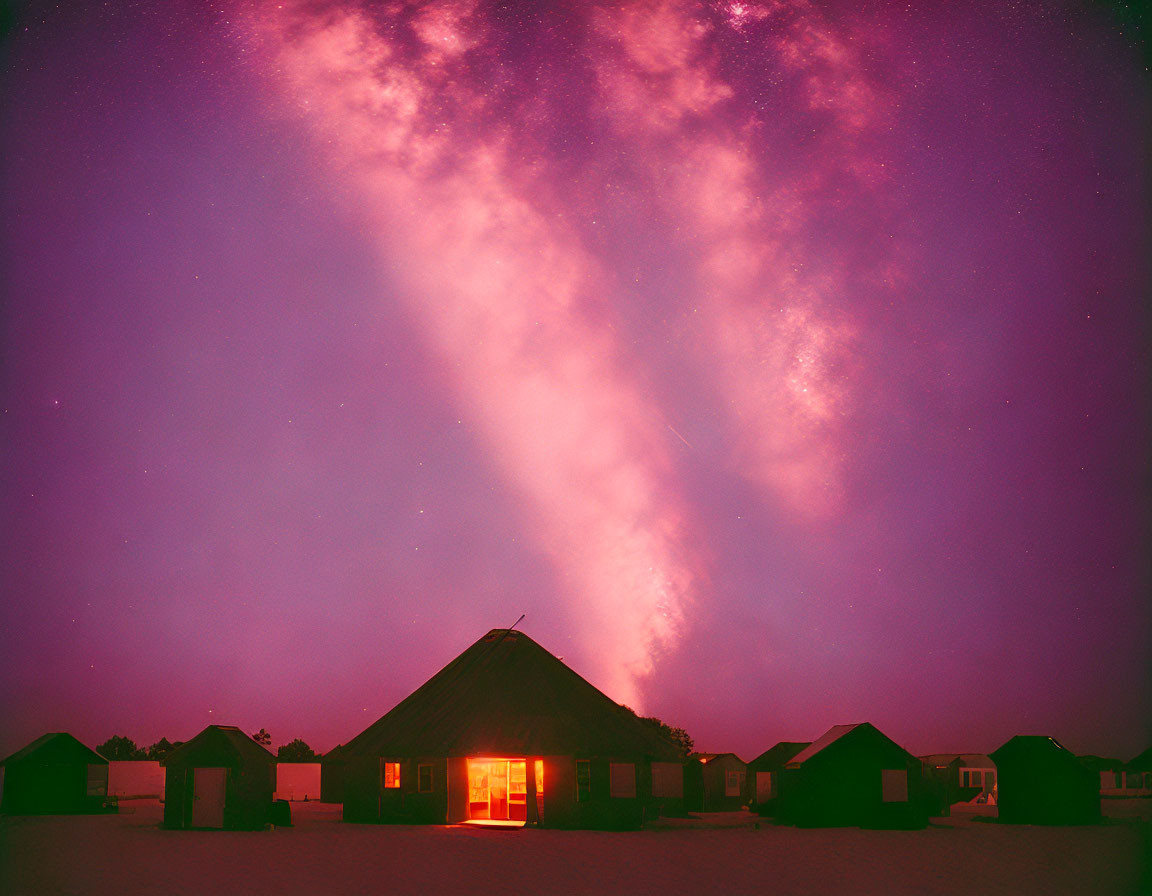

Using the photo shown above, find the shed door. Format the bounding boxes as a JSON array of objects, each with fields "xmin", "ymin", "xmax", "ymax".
[
  {"xmin": 192, "ymin": 768, "xmax": 227, "ymax": 828},
  {"xmin": 756, "ymin": 771, "xmax": 774, "ymax": 802}
]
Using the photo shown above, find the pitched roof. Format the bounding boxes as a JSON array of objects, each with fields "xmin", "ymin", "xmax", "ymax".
[
  {"xmin": 989, "ymin": 735, "xmax": 1077, "ymax": 765},
  {"xmin": 1, "ymin": 732, "xmax": 107, "ymax": 767},
  {"xmin": 787, "ymin": 723, "xmax": 916, "ymax": 768},
  {"xmin": 164, "ymin": 725, "xmax": 275, "ymax": 767},
  {"xmin": 343, "ymin": 629, "xmax": 683, "ymax": 759},
  {"xmin": 749, "ymin": 741, "xmax": 811, "ymax": 769},
  {"xmin": 1128, "ymin": 746, "xmax": 1152, "ymax": 771}
]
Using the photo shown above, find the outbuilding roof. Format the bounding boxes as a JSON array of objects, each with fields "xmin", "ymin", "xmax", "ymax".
[
  {"xmin": 164, "ymin": 725, "xmax": 276, "ymax": 767},
  {"xmin": 1, "ymin": 733, "xmax": 107, "ymax": 767}
]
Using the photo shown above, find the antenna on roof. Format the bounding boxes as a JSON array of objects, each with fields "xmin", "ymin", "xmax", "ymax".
[{"xmin": 508, "ymin": 613, "xmax": 525, "ymax": 632}]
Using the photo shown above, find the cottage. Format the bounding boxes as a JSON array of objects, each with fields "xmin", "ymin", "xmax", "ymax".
[
  {"xmin": 163, "ymin": 725, "xmax": 276, "ymax": 830},
  {"xmin": 777, "ymin": 723, "xmax": 929, "ymax": 829},
  {"xmin": 989, "ymin": 735, "xmax": 1099, "ymax": 825},
  {"xmin": 747, "ymin": 742, "xmax": 810, "ymax": 815},
  {"xmin": 0, "ymin": 733, "xmax": 109, "ymax": 815},
  {"xmin": 339, "ymin": 628, "xmax": 685, "ymax": 829},
  {"xmin": 684, "ymin": 753, "xmax": 747, "ymax": 812}
]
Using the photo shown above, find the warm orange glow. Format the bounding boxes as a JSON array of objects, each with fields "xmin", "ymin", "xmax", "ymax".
[
  {"xmin": 467, "ymin": 758, "xmax": 527, "ymax": 821},
  {"xmin": 383, "ymin": 761, "xmax": 400, "ymax": 789},
  {"xmin": 534, "ymin": 759, "xmax": 544, "ymax": 795}
]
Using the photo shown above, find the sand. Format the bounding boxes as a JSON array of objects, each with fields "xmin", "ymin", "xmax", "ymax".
[{"xmin": 1, "ymin": 800, "xmax": 1148, "ymax": 895}]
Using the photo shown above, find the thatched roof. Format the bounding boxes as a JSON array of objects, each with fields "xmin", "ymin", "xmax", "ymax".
[{"xmin": 342, "ymin": 628, "xmax": 683, "ymax": 759}]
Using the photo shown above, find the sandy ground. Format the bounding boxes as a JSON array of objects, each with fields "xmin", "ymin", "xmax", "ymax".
[{"xmin": 1, "ymin": 800, "xmax": 1148, "ymax": 895}]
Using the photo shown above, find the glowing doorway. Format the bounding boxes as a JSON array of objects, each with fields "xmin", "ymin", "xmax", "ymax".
[{"xmin": 467, "ymin": 759, "xmax": 527, "ymax": 821}]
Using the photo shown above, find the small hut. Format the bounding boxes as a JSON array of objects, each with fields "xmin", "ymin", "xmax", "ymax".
[
  {"xmin": 320, "ymin": 743, "xmax": 347, "ymax": 803},
  {"xmin": 989, "ymin": 736, "xmax": 1099, "ymax": 825},
  {"xmin": 684, "ymin": 753, "xmax": 747, "ymax": 812},
  {"xmin": 339, "ymin": 628, "xmax": 685, "ymax": 829},
  {"xmin": 777, "ymin": 723, "xmax": 929, "ymax": 829},
  {"xmin": 163, "ymin": 725, "xmax": 276, "ymax": 830},
  {"xmin": 919, "ymin": 753, "xmax": 996, "ymax": 808},
  {"xmin": 0, "ymin": 733, "xmax": 109, "ymax": 815},
  {"xmin": 746, "ymin": 742, "xmax": 809, "ymax": 815},
  {"xmin": 1079, "ymin": 755, "xmax": 1126, "ymax": 792}
]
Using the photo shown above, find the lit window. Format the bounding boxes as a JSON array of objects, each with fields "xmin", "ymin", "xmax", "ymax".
[
  {"xmin": 609, "ymin": 763, "xmax": 636, "ymax": 799},
  {"xmin": 418, "ymin": 764, "xmax": 433, "ymax": 792},
  {"xmin": 576, "ymin": 760, "xmax": 591, "ymax": 802},
  {"xmin": 383, "ymin": 761, "xmax": 400, "ymax": 789},
  {"xmin": 881, "ymin": 769, "xmax": 908, "ymax": 802}
]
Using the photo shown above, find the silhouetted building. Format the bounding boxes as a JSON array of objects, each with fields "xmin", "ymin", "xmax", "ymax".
[
  {"xmin": 989, "ymin": 736, "xmax": 1099, "ymax": 825},
  {"xmin": 684, "ymin": 752, "xmax": 747, "ymax": 812},
  {"xmin": 163, "ymin": 725, "xmax": 276, "ymax": 830},
  {"xmin": 320, "ymin": 743, "xmax": 347, "ymax": 803},
  {"xmin": 747, "ymin": 742, "xmax": 810, "ymax": 815},
  {"xmin": 919, "ymin": 753, "xmax": 996, "ymax": 809},
  {"xmin": 1126, "ymin": 747, "xmax": 1152, "ymax": 791},
  {"xmin": 1079, "ymin": 754, "xmax": 1126, "ymax": 791},
  {"xmin": 777, "ymin": 723, "xmax": 929, "ymax": 829},
  {"xmin": 340, "ymin": 628, "xmax": 685, "ymax": 829},
  {"xmin": 0, "ymin": 733, "xmax": 109, "ymax": 815}
]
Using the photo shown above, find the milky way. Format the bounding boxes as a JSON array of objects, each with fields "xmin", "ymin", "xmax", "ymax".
[{"xmin": 0, "ymin": 0, "xmax": 1147, "ymax": 758}]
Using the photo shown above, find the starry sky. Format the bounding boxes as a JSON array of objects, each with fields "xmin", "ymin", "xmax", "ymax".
[{"xmin": 1, "ymin": 0, "xmax": 1148, "ymax": 763}]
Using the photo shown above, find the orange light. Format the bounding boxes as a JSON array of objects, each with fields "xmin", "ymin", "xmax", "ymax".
[{"xmin": 534, "ymin": 759, "xmax": 544, "ymax": 795}]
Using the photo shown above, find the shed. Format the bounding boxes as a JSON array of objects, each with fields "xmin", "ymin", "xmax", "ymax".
[
  {"xmin": 989, "ymin": 736, "xmax": 1099, "ymax": 825},
  {"xmin": 0, "ymin": 733, "xmax": 109, "ymax": 815},
  {"xmin": 163, "ymin": 725, "xmax": 276, "ymax": 830},
  {"xmin": 684, "ymin": 753, "xmax": 747, "ymax": 812},
  {"xmin": 777, "ymin": 723, "xmax": 929, "ymax": 829},
  {"xmin": 339, "ymin": 628, "xmax": 685, "ymax": 829},
  {"xmin": 746, "ymin": 742, "xmax": 810, "ymax": 815},
  {"xmin": 1126, "ymin": 746, "xmax": 1152, "ymax": 791},
  {"xmin": 919, "ymin": 753, "xmax": 996, "ymax": 807},
  {"xmin": 1078, "ymin": 754, "xmax": 1126, "ymax": 791}
]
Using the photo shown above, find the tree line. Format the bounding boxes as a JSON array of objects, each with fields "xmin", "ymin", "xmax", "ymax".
[{"xmin": 96, "ymin": 732, "xmax": 321, "ymax": 763}]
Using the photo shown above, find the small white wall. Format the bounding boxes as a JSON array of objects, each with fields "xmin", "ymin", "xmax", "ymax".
[
  {"xmin": 275, "ymin": 763, "xmax": 321, "ymax": 801},
  {"xmin": 108, "ymin": 761, "xmax": 165, "ymax": 799}
]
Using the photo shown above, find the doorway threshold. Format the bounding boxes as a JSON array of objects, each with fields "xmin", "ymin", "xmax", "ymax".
[{"xmin": 459, "ymin": 819, "xmax": 527, "ymax": 829}]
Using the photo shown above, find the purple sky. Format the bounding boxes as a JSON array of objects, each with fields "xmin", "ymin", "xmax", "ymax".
[{"xmin": 1, "ymin": 0, "xmax": 1148, "ymax": 763}]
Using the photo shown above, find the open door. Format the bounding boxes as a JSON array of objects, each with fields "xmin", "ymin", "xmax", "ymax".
[
  {"xmin": 192, "ymin": 767, "xmax": 227, "ymax": 828},
  {"xmin": 467, "ymin": 759, "xmax": 527, "ymax": 822}
]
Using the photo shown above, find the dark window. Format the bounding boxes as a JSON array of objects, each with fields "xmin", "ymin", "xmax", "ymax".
[
  {"xmin": 576, "ymin": 760, "xmax": 591, "ymax": 802},
  {"xmin": 418, "ymin": 764, "xmax": 433, "ymax": 792}
]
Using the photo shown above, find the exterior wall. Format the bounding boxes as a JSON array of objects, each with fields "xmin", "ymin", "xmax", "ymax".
[
  {"xmin": 275, "ymin": 763, "xmax": 321, "ymax": 801},
  {"xmin": 780, "ymin": 749, "xmax": 928, "ymax": 829},
  {"xmin": 320, "ymin": 758, "xmax": 345, "ymax": 803},
  {"xmin": 995, "ymin": 757, "xmax": 1099, "ymax": 825},
  {"xmin": 164, "ymin": 761, "xmax": 275, "ymax": 830},
  {"xmin": 108, "ymin": 761, "xmax": 164, "ymax": 799},
  {"xmin": 0, "ymin": 761, "xmax": 108, "ymax": 815}
]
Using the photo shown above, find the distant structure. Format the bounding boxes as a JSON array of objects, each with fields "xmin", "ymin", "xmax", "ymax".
[
  {"xmin": 1126, "ymin": 747, "xmax": 1152, "ymax": 792},
  {"xmin": 989, "ymin": 736, "xmax": 1099, "ymax": 825},
  {"xmin": 1078, "ymin": 754, "xmax": 1127, "ymax": 792},
  {"xmin": 275, "ymin": 762, "xmax": 321, "ymax": 801},
  {"xmin": 685, "ymin": 753, "xmax": 747, "ymax": 812},
  {"xmin": 320, "ymin": 743, "xmax": 347, "ymax": 803},
  {"xmin": 107, "ymin": 761, "xmax": 165, "ymax": 800},
  {"xmin": 746, "ymin": 742, "xmax": 810, "ymax": 816},
  {"xmin": 163, "ymin": 725, "xmax": 276, "ymax": 830},
  {"xmin": 778, "ymin": 723, "xmax": 929, "ymax": 829},
  {"xmin": 0, "ymin": 733, "xmax": 109, "ymax": 815},
  {"xmin": 338, "ymin": 628, "xmax": 685, "ymax": 829},
  {"xmin": 919, "ymin": 753, "xmax": 997, "ymax": 808}
]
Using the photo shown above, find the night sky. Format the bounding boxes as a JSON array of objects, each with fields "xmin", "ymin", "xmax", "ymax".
[{"xmin": 1, "ymin": 0, "xmax": 1148, "ymax": 763}]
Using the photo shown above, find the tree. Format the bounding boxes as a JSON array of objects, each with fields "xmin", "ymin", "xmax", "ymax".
[
  {"xmin": 621, "ymin": 706, "xmax": 694, "ymax": 757},
  {"xmin": 97, "ymin": 735, "xmax": 146, "ymax": 761},
  {"xmin": 252, "ymin": 728, "xmax": 272, "ymax": 746},
  {"xmin": 146, "ymin": 738, "xmax": 178, "ymax": 762},
  {"xmin": 277, "ymin": 739, "xmax": 319, "ymax": 762}
]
